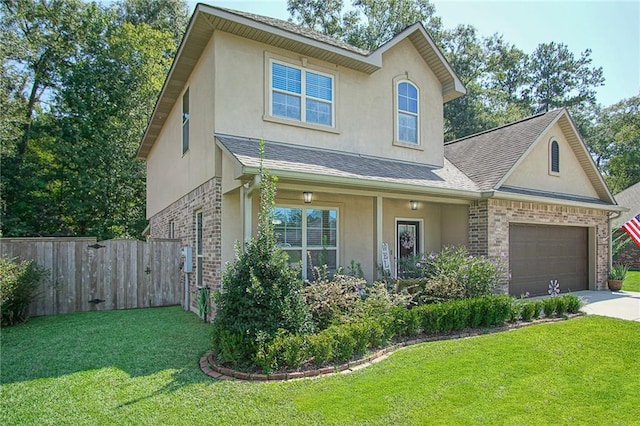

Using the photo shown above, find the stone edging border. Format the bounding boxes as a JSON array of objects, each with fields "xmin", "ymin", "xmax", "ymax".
[{"xmin": 199, "ymin": 313, "xmax": 584, "ymax": 382}]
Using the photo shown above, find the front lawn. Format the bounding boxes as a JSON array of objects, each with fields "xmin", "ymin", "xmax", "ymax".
[
  {"xmin": 2, "ymin": 307, "xmax": 639, "ymax": 425},
  {"xmin": 623, "ymin": 270, "xmax": 640, "ymax": 292}
]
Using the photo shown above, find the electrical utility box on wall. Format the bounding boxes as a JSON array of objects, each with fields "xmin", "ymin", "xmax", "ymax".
[{"xmin": 181, "ymin": 246, "xmax": 193, "ymax": 273}]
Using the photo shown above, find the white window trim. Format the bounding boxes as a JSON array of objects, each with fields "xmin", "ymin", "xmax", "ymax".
[
  {"xmin": 549, "ymin": 138, "xmax": 560, "ymax": 176},
  {"xmin": 264, "ymin": 53, "xmax": 339, "ymax": 134},
  {"xmin": 393, "ymin": 79, "xmax": 421, "ymax": 148},
  {"xmin": 274, "ymin": 203, "xmax": 339, "ymax": 280}
]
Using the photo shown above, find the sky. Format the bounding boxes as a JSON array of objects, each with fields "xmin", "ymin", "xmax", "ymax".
[{"xmin": 198, "ymin": 0, "xmax": 639, "ymax": 108}]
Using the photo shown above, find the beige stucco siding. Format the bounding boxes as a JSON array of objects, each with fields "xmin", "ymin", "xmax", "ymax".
[
  {"xmin": 441, "ymin": 204, "xmax": 469, "ymax": 247},
  {"xmin": 146, "ymin": 36, "xmax": 217, "ymax": 219},
  {"xmin": 383, "ymin": 199, "xmax": 442, "ymax": 262},
  {"xmin": 221, "ymin": 190, "xmax": 241, "ymax": 271},
  {"xmin": 213, "ymin": 32, "xmax": 444, "ymax": 166},
  {"xmin": 503, "ymin": 123, "xmax": 600, "ymax": 199}
]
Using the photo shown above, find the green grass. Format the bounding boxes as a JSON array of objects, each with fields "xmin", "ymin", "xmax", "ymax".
[
  {"xmin": 623, "ymin": 270, "xmax": 640, "ymax": 292},
  {"xmin": 2, "ymin": 307, "xmax": 639, "ymax": 425}
]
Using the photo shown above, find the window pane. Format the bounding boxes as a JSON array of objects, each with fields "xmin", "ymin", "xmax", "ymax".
[
  {"xmin": 306, "ymin": 209, "xmax": 337, "ymax": 247},
  {"xmin": 182, "ymin": 121, "xmax": 189, "ymax": 154},
  {"xmin": 272, "ymin": 63, "xmax": 301, "ymax": 93},
  {"xmin": 274, "ymin": 207, "xmax": 303, "ymax": 247},
  {"xmin": 182, "ymin": 89, "xmax": 189, "ymax": 122},
  {"xmin": 399, "ymin": 113, "xmax": 417, "ymax": 143},
  {"xmin": 398, "ymin": 82, "xmax": 418, "ymax": 114},
  {"xmin": 306, "ymin": 72, "xmax": 332, "ymax": 101},
  {"xmin": 307, "ymin": 249, "xmax": 337, "ymax": 277},
  {"xmin": 306, "ymin": 99, "xmax": 332, "ymax": 126},
  {"xmin": 551, "ymin": 141, "xmax": 560, "ymax": 172},
  {"xmin": 273, "ymin": 92, "xmax": 301, "ymax": 120}
]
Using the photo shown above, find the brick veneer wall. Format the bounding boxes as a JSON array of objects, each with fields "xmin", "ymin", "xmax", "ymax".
[
  {"xmin": 613, "ymin": 229, "xmax": 640, "ymax": 270},
  {"xmin": 469, "ymin": 198, "xmax": 611, "ymax": 292},
  {"xmin": 149, "ymin": 177, "xmax": 222, "ymax": 315}
]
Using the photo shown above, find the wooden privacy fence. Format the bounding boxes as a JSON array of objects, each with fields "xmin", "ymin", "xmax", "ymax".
[{"xmin": 0, "ymin": 237, "xmax": 182, "ymax": 317}]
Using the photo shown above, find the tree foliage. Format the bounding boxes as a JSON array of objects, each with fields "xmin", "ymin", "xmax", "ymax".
[
  {"xmin": 212, "ymin": 141, "xmax": 312, "ymax": 368},
  {"xmin": 287, "ymin": 0, "xmax": 631, "ymax": 186},
  {"xmin": 587, "ymin": 95, "xmax": 640, "ymax": 193},
  {"xmin": 1, "ymin": 0, "xmax": 187, "ymax": 239}
]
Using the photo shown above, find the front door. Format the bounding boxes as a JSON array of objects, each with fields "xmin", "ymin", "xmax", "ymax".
[{"xmin": 396, "ymin": 220, "xmax": 420, "ymax": 277}]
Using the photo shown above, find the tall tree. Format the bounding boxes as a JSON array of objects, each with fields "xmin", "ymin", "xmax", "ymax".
[
  {"xmin": 117, "ymin": 0, "xmax": 188, "ymax": 47},
  {"xmin": 1, "ymin": 0, "xmax": 183, "ymax": 239},
  {"xmin": 287, "ymin": 0, "xmax": 441, "ymax": 50},
  {"xmin": 587, "ymin": 95, "xmax": 640, "ymax": 194},
  {"xmin": 527, "ymin": 42, "xmax": 604, "ymax": 113}
]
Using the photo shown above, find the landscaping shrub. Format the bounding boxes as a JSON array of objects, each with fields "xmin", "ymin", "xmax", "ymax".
[
  {"xmin": 0, "ymin": 257, "xmax": 48, "ymax": 326},
  {"xmin": 542, "ymin": 297, "xmax": 557, "ymax": 317},
  {"xmin": 395, "ymin": 247, "xmax": 506, "ymax": 304},
  {"xmin": 532, "ymin": 300, "xmax": 543, "ymax": 319},
  {"xmin": 307, "ymin": 332, "xmax": 334, "ymax": 366},
  {"xmin": 390, "ymin": 305, "xmax": 420, "ymax": 337},
  {"xmin": 303, "ymin": 273, "xmax": 364, "ymax": 329},
  {"xmin": 519, "ymin": 301, "xmax": 536, "ymax": 322},
  {"xmin": 564, "ymin": 294, "xmax": 583, "ymax": 314},
  {"xmin": 211, "ymin": 142, "xmax": 312, "ymax": 369},
  {"xmin": 554, "ymin": 296, "xmax": 568, "ymax": 316},
  {"xmin": 509, "ymin": 302, "xmax": 521, "ymax": 322}
]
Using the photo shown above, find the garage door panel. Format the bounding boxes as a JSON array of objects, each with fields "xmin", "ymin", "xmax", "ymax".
[{"xmin": 509, "ymin": 224, "xmax": 588, "ymax": 296}]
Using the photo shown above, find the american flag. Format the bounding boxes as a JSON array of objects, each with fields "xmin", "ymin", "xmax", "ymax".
[{"xmin": 622, "ymin": 212, "xmax": 640, "ymax": 248}]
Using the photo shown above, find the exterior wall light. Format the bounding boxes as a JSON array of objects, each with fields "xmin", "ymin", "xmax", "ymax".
[
  {"xmin": 303, "ymin": 192, "xmax": 313, "ymax": 203},
  {"xmin": 410, "ymin": 200, "xmax": 418, "ymax": 210}
]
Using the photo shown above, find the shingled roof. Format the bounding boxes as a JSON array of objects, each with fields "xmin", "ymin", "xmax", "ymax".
[
  {"xmin": 216, "ymin": 7, "xmax": 370, "ymax": 56},
  {"xmin": 216, "ymin": 134, "xmax": 481, "ymax": 196},
  {"xmin": 444, "ymin": 110, "xmax": 564, "ymax": 191},
  {"xmin": 613, "ymin": 181, "xmax": 640, "ymax": 227}
]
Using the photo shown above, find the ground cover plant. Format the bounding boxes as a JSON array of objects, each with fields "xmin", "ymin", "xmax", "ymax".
[
  {"xmin": 623, "ymin": 270, "xmax": 640, "ymax": 292},
  {"xmin": 2, "ymin": 307, "xmax": 639, "ymax": 425}
]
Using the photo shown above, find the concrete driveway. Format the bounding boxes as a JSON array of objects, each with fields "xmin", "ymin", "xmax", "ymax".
[{"xmin": 574, "ymin": 290, "xmax": 640, "ymax": 321}]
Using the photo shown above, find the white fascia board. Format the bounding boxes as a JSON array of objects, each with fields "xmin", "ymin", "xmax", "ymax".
[
  {"xmin": 240, "ymin": 165, "xmax": 483, "ymax": 200},
  {"xmin": 492, "ymin": 189, "xmax": 626, "ymax": 212}
]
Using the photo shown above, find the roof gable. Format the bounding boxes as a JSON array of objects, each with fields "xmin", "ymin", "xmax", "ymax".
[
  {"xmin": 137, "ymin": 4, "xmax": 464, "ymax": 159},
  {"xmin": 444, "ymin": 109, "xmax": 615, "ymax": 204}
]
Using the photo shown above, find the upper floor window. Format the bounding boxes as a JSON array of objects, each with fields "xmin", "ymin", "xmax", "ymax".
[
  {"xmin": 271, "ymin": 61, "xmax": 333, "ymax": 127},
  {"xmin": 397, "ymin": 81, "xmax": 419, "ymax": 144},
  {"xmin": 182, "ymin": 88, "xmax": 189, "ymax": 155},
  {"xmin": 550, "ymin": 139, "xmax": 560, "ymax": 174}
]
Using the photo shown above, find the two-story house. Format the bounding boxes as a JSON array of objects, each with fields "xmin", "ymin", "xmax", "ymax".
[{"xmin": 137, "ymin": 4, "xmax": 622, "ymax": 312}]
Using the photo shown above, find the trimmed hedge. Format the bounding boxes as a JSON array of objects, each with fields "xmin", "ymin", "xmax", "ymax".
[
  {"xmin": 253, "ymin": 294, "xmax": 513, "ymax": 373},
  {"xmin": 510, "ymin": 294, "xmax": 583, "ymax": 322}
]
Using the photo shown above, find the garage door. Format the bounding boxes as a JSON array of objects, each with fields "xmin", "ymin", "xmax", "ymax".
[{"xmin": 509, "ymin": 224, "xmax": 588, "ymax": 296}]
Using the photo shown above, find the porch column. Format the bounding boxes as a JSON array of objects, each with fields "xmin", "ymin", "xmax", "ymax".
[
  {"xmin": 241, "ymin": 184, "xmax": 253, "ymax": 250},
  {"xmin": 376, "ymin": 196, "xmax": 383, "ymax": 277}
]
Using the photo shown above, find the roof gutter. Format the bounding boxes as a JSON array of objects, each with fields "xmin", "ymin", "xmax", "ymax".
[
  {"xmin": 492, "ymin": 189, "xmax": 627, "ymax": 212},
  {"xmin": 240, "ymin": 165, "xmax": 483, "ymax": 200}
]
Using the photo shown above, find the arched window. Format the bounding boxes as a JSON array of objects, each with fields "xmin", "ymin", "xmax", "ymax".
[
  {"xmin": 550, "ymin": 140, "xmax": 560, "ymax": 174},
  {"xmin": 397, "ymin": 81, "xmax": 419, "ymax": 144}
]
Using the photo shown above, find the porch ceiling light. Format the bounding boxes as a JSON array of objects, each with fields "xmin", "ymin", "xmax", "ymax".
[
  {"xmin": 303, "ymin": 192, "xmax": 313, "ymax": 203},
  {"xmin": 410, "ymin": 200, "xmax": 418, "ymax": 210}
]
